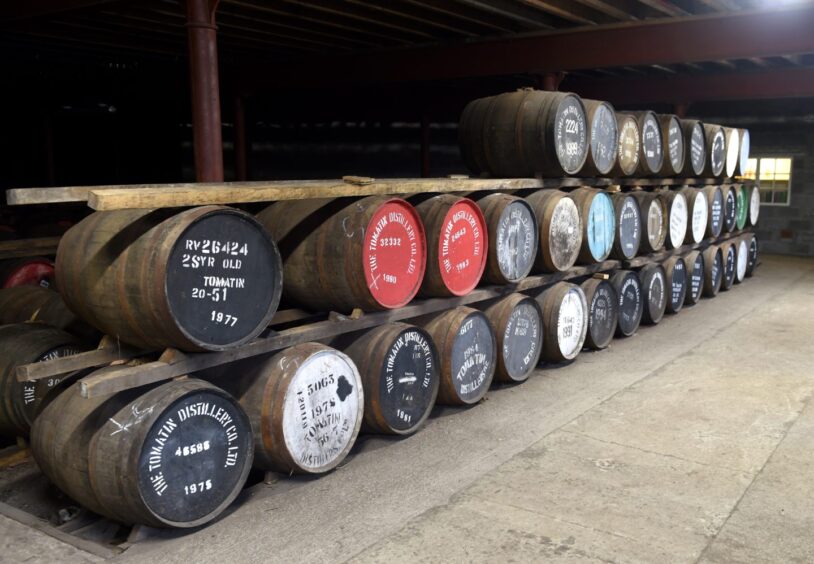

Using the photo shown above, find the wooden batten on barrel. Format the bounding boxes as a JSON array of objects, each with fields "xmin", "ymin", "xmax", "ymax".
[
  {"xmin": 610, "ymin": 113, "xmax": 641, "ymax": 177},
  {"xmin": 57, "ymin": 206, "xmax": 283, "ymax": 352},
  {"xmin": 524, "ymin": 190, "xmax": 582, "ymax": 272},
  {"xmin": 627, "ymin": 111, "xmax": 664, "ymax": 176},
  {"xmin": 471, "ymin": 192, "xmax": 538, "ymax": 284},
  {"xmin": 417, "ymin": 306, "xmax": 496, "ymax": 406},
  {"xmin": 480, "ymin": 293, "xmax": 543, "ymax": 383},
  {"xmin": 657, "ymin": 114, "xmax": 684, "ymax": 176},
  {"xmin": 536, "ymin": 282, "xmax": 588, "ymax": 362},
  {"xmin": 611, "ymin": 270, "xmax": 643, "ymax": 338},
  {"xmin": 683, "ymin": 250, "xmax": 705, "ymax": 306},
  {"xmin": 703, "ymin": 123, "xmax": 727, "ymax": 178},
  {"xmin": 581, "ymin": 99, "xmax": 619, "ymax": 177},
  {"xmin": 702, "ymin": 245, "xmax": 723, "ymax": 297},
  {"xmin": 0, "ymin": 323, "xmax": 84, "ymax": 437},
  {"xmin": 661, "ymin": 190, "xmax": 688, "ymax": 250},
  {"xmin": 568, "ymin": 188, "xmax": 615, "ymax": 264},
  {"xmin": 0, "ymin": 257, "xmax": 55, "ymax": 288},
  {"xmin": 663, "ymin": 256, "xmax": 687, "ymax": 314},
  {"xmin": 720, "ymin": 242, "xmax": 736, "ymax": 291},
  {"xmin": 412, "ymin": 194, "xmax": 487, "ymax": 297},
  {"xmin": 609, "ymin": 192, "xmax": 641, "ymax": 260},
  {"xmin": 32, "ymin": 377, "xmax": 254, "ymax": 528},
  {"xmin": 631, "ymin": 191, "xmax": 667, "ymax": 253},
  {"xmin": 206, "ymin": 342, "xmax": 363, "ymax": 473},
  {"xmin": 680, "ymin": 187, "xmax": 708, "ymax": 244},
  {"xmin": 703, "ymin": 185, "xmax": 724, "ymax": 238},
  {"xmin": 335, "ymin": 324, "xmax": 438, "ymax": 435},
  {"xmin": 639, "ymin": 264, "xmax": 667, "ymax": 325},
  {"xmin": 258, "ymin": 196, "xmax": 425, "ymax": 312},
  {"xmin": 458, "ymin": 89, "xmax": 589, "ymax": 177},
  {"xmin": 724, "ymin": 127, "xmax": 740, "ymax": 179},
  {"xmin": 580, "ymin": 277, "xmax": 618, "ymax": 350},
  {"xmin": 680, "ymin": 119, "xmax": 707, "ymax": 177}
]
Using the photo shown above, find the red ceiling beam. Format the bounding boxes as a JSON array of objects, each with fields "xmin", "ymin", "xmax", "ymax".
[
  {"xmin": 237, "ymin": 6, "xmax": 814, "ymax": 88},
  {"xmin": 564, "ymin": 67, "xmax": 814, "ymax": 105}
]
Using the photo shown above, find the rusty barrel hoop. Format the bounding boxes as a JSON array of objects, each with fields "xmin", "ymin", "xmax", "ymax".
[
  {"xmin": 32, "ymin": 378, "xmax": 254, "ymax": 528},
  {"xmin": 0, "ymin": 323, "xmax": 83, "ymax": 437},
  {"xmin": 338, "ymin": 323, "xmax": 439, "ymax": 435},
  {"xmin": 525, "ymin": 189, "xmax": 582, "ymax": 273},
  {"xmin": 481, "ymin": 293, "xmax": 543, "ymax": 383},
  {"xmin": 611, "ymin": 270, "xmax": 643, "ymax": 338},
  {"xmin": 56, "ymin": 206, "xmax": 282, "ymax": 351},
  {"xmin": 414, "ymin": 194, "xmax": 487, "ymax": 297},
  {"xmin": 537, "ymin": 282, "xmax": 588, "ymax": 362},
  {"xmin": 610, "ymin": 113, "xmax": 641, "ymax": 177},
  {"xmin": 258, "ymin": 196, "xmax": 426, "ymax": 312},
  {"xmin": 568, "ymin": 188, "xmax": 615, "ymax": 264},
  {"xmin": 418, "ymin": 306, "xmax": 496, "ymax": 406},
  {"xmin": 630, "ymin": 191, "xmax": 667, "ymax": 253},
  {"xmin": 582, "ymin": 99, "xmax": 618, "ymax": 176},
  {"xmin": 580, "ymin": 277, "xmax": 618, "ymax": 350},
  {"xmin": 471, "ymin": 192, "xmax": 538, "ymax": 284},
  {"xmin": 658, "ymin": 114, "xmax": 685, "ymax": 176}
]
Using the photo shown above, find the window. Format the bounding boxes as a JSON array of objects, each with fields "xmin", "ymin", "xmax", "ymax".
[{"xmin": 743, "ymin": 157, "xmax": 792, "ymax": 206}]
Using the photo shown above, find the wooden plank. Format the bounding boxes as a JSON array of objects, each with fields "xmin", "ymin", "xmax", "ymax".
[
  {"xmin": 0, "ymin": 237, "xmax": 61, "ymax": 259},
  {"xmin": 0, "ymin": 501, "xmax": 123, "ymax": 559},
  {"xmin": 15, "ymin": 345, "xmax": 144, "ymax": 382}
]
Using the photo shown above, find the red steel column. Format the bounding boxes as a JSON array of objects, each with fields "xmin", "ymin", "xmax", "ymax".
[
  {"xmin": 234, "ymin": 95, "xmax": 248, "ymax": 181},
  {"xmin": 186, "ymin": 0, "xmax": 224, "ymax": 182}
]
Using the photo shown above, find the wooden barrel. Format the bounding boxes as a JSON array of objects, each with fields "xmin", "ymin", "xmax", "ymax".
[
  {"xmin": 536, "ymin": 282, "xmax": 588, "ymax": 362},
  {"xmin": 335, "ymin": 324, "xmax": 438, "ymax": 435},
  {"xmin": 458, "ymin": 89, "xmax": 589, "ymax": 177},
  {"xmin": 610, "ymin": 270, "xmax": 642, "ymax": 338},
  {"xmin": 735, "ymin": 238, "xmax": 748, "ymax": 284},
  {"xmin": 418, "ymin": 307, "xmax": 496, "ymax": 406},
  {"xmin": 640, "ymin": 264, "xmax": 667, "ymax": 325},
  {"xmin": 703, "ymin": 124, "xmax": 726, "ymax": 178},
  {"xmin": 208, "ymin": 342, "xmax": 363, "ymax": 473},
  {"xmin": 681, "ymin": 187, "xmax": 708, "ymax": 244},
  {"xmin": 723, "ymin": 185, "xmax": 738, "ymax": 233},
  {"xmin": 481, "ymin": 293, "xmax": 543, "ymax": 383},
  {"xmin": 57, "ymin": 206, "xmax": 282, "ymax": 352},
  {"xmin": 736, "ymin": 129, "xmax": 751, "ymax": 176},
  {"xmin": 735, "ymin": 185, "xmax": 749, "ymax": 231},
  {"xmin": 580, "ymin": 277, "xmax": 618, "ymax": 350},
  {"xmin": 471, "ymin": 193, "xmax": 538, "ymax": 284},
  {"xmin": 683, "ymin": 250, "xmax": 705, "ymax": 306},
  {"xmin": 628, "ymin": 111, "xmax": 664, "ymax": 176},
  {"xmin": 746, "ymin": 234, "xmax": 759, "ymax": 277},
  {"xmin": 661, "ymin": 190, "xmax": 688, "ymax": 249},
  {"xmin": 703, "ymin": 185, "xmax": 724, "ymax": 238},
  {"xmin": 0, "ymin": 286, "xmax": 53, "ymax": 325},
  {"xmin": 258, "ymin": 196, "xmax": 425, "ymax": 312},
  {"xmin": 525, "ymin": 190, "xmax": 582, "ymax": 272},
  {"xmin": 0, "ymin": 324, "xmax": 83, "ymax": 437},
  {"xmin": 610, "ymin": 113, "xmax": 641, "ymax": 177},
  {"xmin": 631, "ymin": 191, "xmax": 667, "ymax": 253},
  {"xmin": 681, "ymin": 119, "xmax": 707, "ymax": 177},
  {"xmin": 31, "ymin": 377, "xmax": 254, "ymax": 528},
  {"xmin": 720, "ymin": 242, "xmax": 736, "ymax": 291},
  {"xmin": 581, "ymin": 99, "xmax": 618, "ymax": 176},
  {"xmin": 747, "ymin": 184, "xmax": 760, "ymax": 226},
  {"xmin": 609, "ymin": 193, "xmax": 641, "ymax": 260},
  {"xmin": 0, "ymin": 257, "xmax": 55, "ymax": 289},
  {"xmin": 413, "ymin": 194, "xmax": 487, "ymax": 297},
  {"xmin": 724, "ymin": 127, "xmax": 740, "ymax": 178},
  {"xmin": 663, "ymin": 256, "xmax": 687, "ymax": 314},
  {"xmin": 658, "ymin": 114, "xmax": 685, "ymax": 176},
  {"xmin": 568, "ymin": 188, "xmax": 615, "ymax": 264},
  {"xmin": 702, "ymin": 245, "xmax": 723, "ymax": 297}
]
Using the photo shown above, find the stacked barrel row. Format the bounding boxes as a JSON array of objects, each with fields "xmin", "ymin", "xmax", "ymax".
[{"xmin": 459, "ymin": 89, "xmax": 751, "ymax": 180}]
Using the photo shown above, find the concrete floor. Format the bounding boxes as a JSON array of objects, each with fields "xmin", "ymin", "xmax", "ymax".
[{"xmin": 3, "ymin": 254, "xmax": 813, "ymax": 564}]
